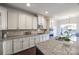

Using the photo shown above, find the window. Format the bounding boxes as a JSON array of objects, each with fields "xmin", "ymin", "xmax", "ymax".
[{"xmin": 60, "ymin": 24, "xmax": 77, "ymax": 41}]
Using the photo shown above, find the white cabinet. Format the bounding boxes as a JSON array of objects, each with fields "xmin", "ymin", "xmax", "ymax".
[
  {"xmin": 40, "ymin": 34, "xmax": 47, "ymax": 42},
  {"xmin": 8, "ymin": 9, "xmax": 18, "ymax": 29},
  {"xmin": 0, "ymin": 6, "xmax": 7, "ymax": 30},
  {"xmin": 38, "ymin": 15, "xmax": 42, "ymax": 25},
  {"xmin": 42, "ymin": 34, "xmax": 49, "ymax": 42},
  {"xmin": 0, "ymin": 41, "xmax": 3, "ymax": 55},
  {"xmin": 18, "ymin": 12, "xmax": 26, "ymax": 29},
  {"xmin": 43, "ymin": 34, "xmax": 47, "ymax": 41},
  {"xmin": 3, "ymin": 40, "xmax": 13, "ymax": 55},
  {"xmin": 22, "ymin": 37, "xmax": 30, "ymax": 50},
  {"xmin": 45, "ymin": 34, "xmax": 49, "ymax": 40},
  {"xmin": 0, "ymin": 34, "xmax": 49, "ymax": 55},
  {"xmin": 41, "ymin": 35, "xmax": 45, "ymax": 42},
  {"xmin": 26, "ymin": 14, "xmax": 33, "ymax": 29},
  {"xmin": 0, "ymin": 12, "xmax": 1, "ymax": 30},
  {"xmin": 38, "ymin": 15, "xmax": 47, "ymax": 29},
  {"xmin": 32, "ymin": 16, "xmax": 37, "ymax": 29},
  {"xmin": 39, "ymin": 35, "xmax": 43, "ymax": 42},
  {"xmin": 13, "ymin": 38, "xmax": 23, "ymax": 53},
  {"xmin": 42, "ymin": 17, "xmax": 47, "ymax": 29},
  {"xmin": 35, "ymin": 35, "xmax": 40, "ymax": 44},
  {"xmin": 29, "ymin": 36, "xmax": 35, "ymax": 47},
  {"xmin": 43, "ymin": 34, "xmax": 46, "ymax": 41}
]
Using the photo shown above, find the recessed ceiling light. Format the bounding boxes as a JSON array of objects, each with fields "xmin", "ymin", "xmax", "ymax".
[
  {"xmin": 45, "ymin": 11, "xmax": 48, "ymax": 14},
  {"xmin": 26, "ymin": 3, "xmax": 31, "ymax": 7}
]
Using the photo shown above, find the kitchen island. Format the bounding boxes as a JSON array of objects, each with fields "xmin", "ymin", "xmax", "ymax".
[{"xmin": 36, "ymin": 39, "xmax": 78, "ymax": 55}]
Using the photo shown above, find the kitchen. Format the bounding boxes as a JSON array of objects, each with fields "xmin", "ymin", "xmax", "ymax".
[{"xmin": 0, "ymin": 3, "xmax": 79, "ymax": 55}]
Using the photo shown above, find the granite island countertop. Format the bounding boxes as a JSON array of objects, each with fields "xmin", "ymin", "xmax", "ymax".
[{"xmin": 36, "ymin": 39, "xmax": 79, "ymax": 55}]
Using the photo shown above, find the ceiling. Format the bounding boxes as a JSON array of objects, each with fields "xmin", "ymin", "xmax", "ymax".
[{"xmin": 7, "ymin": 3, "xmax": 79, "ymax": 19}]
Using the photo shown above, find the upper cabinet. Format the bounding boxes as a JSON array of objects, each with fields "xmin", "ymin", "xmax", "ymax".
[
  {"xmin": 7, "ymin": 8, "xmax": 18, "ymax": 29},
  {"xmin": 38, "ymin": 15, "xmax": 42, "ymax": 25},
  {"xmin": 19, "ymin": 12, "xmax": 38, "ymax": 29},
  {"xmin": 25, "ymin": 14, "xmax": 33, "ymax": 29},
  {"xmin": 0, "ymin": 6, "xmax": 39, "ymax": 30},
  {"xmin": 7, "ymin": 8, "xmax": 37, "ymax": 30},
  {"xmin": 38, "ymin": 15, "xmax": 47, "ymax": 29},
  {"xmin": 0, "ymin": 6, "xmax": 7, "ymax": 30},
  {"xmin": 42, "ymin": 16, "xmax": 47, "ymax": 29},
  {"xmin": 18, "ymin": 12, "xmax": 26, "ymax": 29},
  {"xmin": 32, "ymin": 16, "xmax": 37, "ymax": 29}
]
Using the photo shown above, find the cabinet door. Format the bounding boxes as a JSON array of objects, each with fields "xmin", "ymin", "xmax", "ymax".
[
  {"xmin": 42, "ymin": 16, "xmax": 47, "ymax": 29},
  {"xmin": 29, "ymin": 37, "xmax": 35, "ymax": 47},
  {"xmin": 0, "ymin": 6, "xmax": 7, "ymax": 30},
  {"xmin": 44, "ymin": 34, "xmax": 46, "ymax": 41},
  {"xmin": 46, "ymin": 34, "xmax": 49, "ymax": 40},
  {"xmin": 19, "ymin": 12, "xmax": 26, "ymax": 29},
  {"xmin": 13, "ymin": 39, "xmax": 22, "ymax": 53},
  {"xmin": 3, "ymin": 40, "xmax": 13, "ymax": 55},
  {"xmin": 22, "ymin": 37, "xmax": 30, "ymax": 50},
  {"xmin": 38, "ymin": 15, "xmax": 42, "ymax": 25},
  {"xmin": 38, "ymin": 15, "xmax": 47, "ymax": 29},
  {"xmin": 8, "ymin": 9, "xmax": 18, "ymax": 29},
  {"xmin": 32, "ymin": 16, "xmax": 37, "ymax": 29},
  {"xmin": 39, "ymin": 35, "xmax": 43, "ymax": 42},
  {"xmin": 41, "ymin": 35, "xmax": 45, "ymax": 42},
  {"xmin": 26, "ymin": 14, "xmax": 32, "ymax": 29},
  {"xmin": 0, "ymin": 11, "xmax": 2, "ymax": 30},
  {"xmin": 35, "ymin": 36, "xmax": 40, "ymax": 44}
]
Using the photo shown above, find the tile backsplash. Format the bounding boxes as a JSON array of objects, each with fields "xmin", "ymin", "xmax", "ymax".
[
  {"xmin": 3, "ymin": 30, "xmax": 38, "ymax": 37},
  {"xmin": 7, "ymin": 31, "xmax": 32, "ymax": 37},
  {"xmin": 1, "ymin": 29, "xmax": 46, "ymax": 38},
  {"xmin": 7, "ymin": 31, "xmax": 24, "ymax": 37}
]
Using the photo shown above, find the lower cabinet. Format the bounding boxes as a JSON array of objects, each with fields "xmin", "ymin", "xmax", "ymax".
[
  {"xmin": 39, "ymin": 35, "xmax": 43, "ymax": 42},
  {"xmin": 45, "ymin": 34, "xmax": 49, "ymax": 40},
  {"xmin": 3, "ymin": 40, "xmax": 13, "ymax": 55},
  {"xmin": 35, "ymin": 36, "xmax": 40, "ymax": 44},
  {"xmin": 22, "ymin": 37, "xmax": 30, "ymax": 50},
  {"xmin": 43, "ymin": 34, "xmax": 46, "ymax": 41},
  {"xmin": 13, "ymin": 38, "xmax": 23, "ymax": 53},
  {"xmin": 0, "ymin": 34, "xmax": 49, "ymax": 55},
  {"xmin": 39, "ymin": 34, "xmax": 49, "ymax": 42},
  {"xmin": 29, "ymin": 36, "xmax": 35, "ymax": 47},
  {"xmin": 41, "ymin": 35, "xmax": 45, "ymax": 42}
]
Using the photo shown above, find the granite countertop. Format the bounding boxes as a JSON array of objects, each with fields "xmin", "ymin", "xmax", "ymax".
[{"xmin": 36, "ymin": 39, "xmax": 78, "ymax": 55}]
